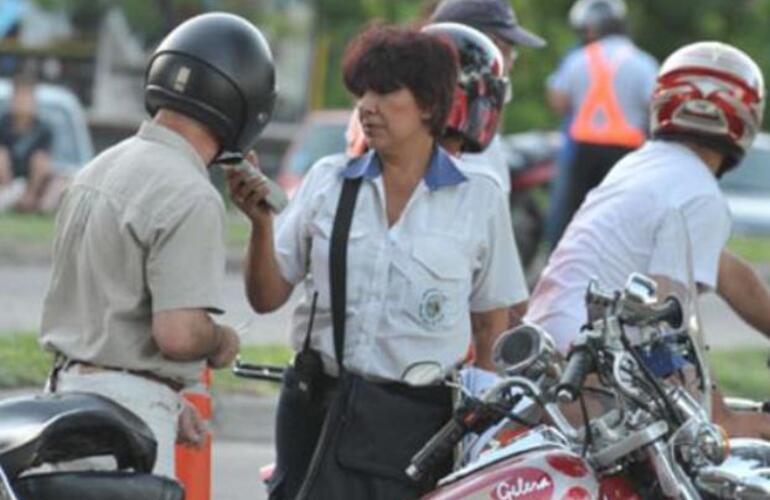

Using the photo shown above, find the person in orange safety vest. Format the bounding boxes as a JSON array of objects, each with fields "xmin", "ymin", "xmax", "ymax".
[{"xmin": 546, "ymin": 0, "xmax": 658, "ymax": 246}]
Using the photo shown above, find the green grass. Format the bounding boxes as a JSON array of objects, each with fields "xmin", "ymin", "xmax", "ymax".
[
  {"xmin": 0, "ymin": 212, "xmax": 253, "ymax": 249},
  {"xmin": 0, "ymin": 332, "xmax": 53, "ymax": 388},
  {"xmin": 0, "ymin": 331, "xmax": 290, "ymax": 395},
  {"xmin": 708, "ymin": 348, "xmax": 769, "ymax": 400},
  {"xmin": 727, "ymin": 236, "xmax": 770, "ymax": 264},
  {"xmin": 225, "ymin": 212, "xmax": 252, "ymax": 248},
  {"xmin": 0, "ymin": 213, "xmax": 55, "ymax": 242},
  {"xmin": 1, "ymin": 332, "xmax": 764, "ymax": 402}
]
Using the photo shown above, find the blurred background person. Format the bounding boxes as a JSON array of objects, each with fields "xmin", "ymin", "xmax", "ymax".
[
  {"xmin": 0, "ymin": 72, "xmax": 53, "ymax": 212},
  {"xmin": 546, "ymin": 0, "xmax": 658, "ymax": 246},
  {"xmin": 228, "ymin": 23, "xmax": 525, "ymax": 498}
]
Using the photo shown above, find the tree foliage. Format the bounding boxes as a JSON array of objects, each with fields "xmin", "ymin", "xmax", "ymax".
[
  {"xmin": 29, "ymin": 0, "xmax": 770, "ymax": 130},
  {"xmin": 315, "ymin": 0, "xmax": 770, "ymax": 131}
]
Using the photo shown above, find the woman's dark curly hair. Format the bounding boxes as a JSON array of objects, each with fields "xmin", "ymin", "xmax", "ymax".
[{"xmin": 342, "ymin": 24, "xmax": 459, "ymax": 138}]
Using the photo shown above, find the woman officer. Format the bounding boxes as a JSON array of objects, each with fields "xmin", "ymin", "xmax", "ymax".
[{"xmin": 228, "ymin": 24, "xmax": 526, "ymax": 499}]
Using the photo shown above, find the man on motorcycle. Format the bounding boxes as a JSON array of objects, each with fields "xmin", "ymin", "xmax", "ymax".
[
  {"xmin": 527, "ymin": 41, "xmax": 770, "ymax": 439},
  {"xmin": 38, "ymin": 13, "xmax": 276, "ymax": 476}
]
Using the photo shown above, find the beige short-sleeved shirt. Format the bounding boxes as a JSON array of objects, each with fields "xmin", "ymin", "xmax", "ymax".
[{"xmin": 40, "ymin": 121, "xmax": 227, "ymax": 385}]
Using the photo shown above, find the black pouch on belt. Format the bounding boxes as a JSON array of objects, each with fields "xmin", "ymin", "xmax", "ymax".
[{"xmin": 293, "ymin": 292, "xmax": 324, "ymax": 402}]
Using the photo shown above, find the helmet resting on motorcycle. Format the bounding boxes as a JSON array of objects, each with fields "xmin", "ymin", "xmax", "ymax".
[
  {"xmin": 422, "ymin": 22, "xmax": 507, "ymax": 153},
  {"xmin": 569, "ymin": 0, "xmax": 627, "ymax": 41},
  {"xmin": 650, "ymin": 41, "xmax": 766, "ymax": 171},
  {"xmin": 145, "ymin": 13, "xmax": 276, "ymax": 162}
]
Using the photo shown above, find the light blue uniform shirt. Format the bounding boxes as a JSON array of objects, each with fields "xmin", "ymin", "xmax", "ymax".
[{"xmin": 274, "ymin": 147, "xmax": 528, "ymax": 382}]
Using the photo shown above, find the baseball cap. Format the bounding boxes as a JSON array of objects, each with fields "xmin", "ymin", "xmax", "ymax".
[{"xmin": 430, "ymin": 0, "xmax": 546, "ymax": 48}]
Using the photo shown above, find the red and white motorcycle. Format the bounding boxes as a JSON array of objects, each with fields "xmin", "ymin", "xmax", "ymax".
[
  {"xmin": 408, "ymin": 211, "xmax": 770, "ymax": 499},
  {"xmin": 235, "ymin": 212, "xmax": 770, "ymax": 498}
]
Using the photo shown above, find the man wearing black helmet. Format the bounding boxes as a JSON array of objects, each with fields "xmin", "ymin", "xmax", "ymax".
[{"xmin": 39, "ymin": 12, "xmax": 276, "ymax": 476}]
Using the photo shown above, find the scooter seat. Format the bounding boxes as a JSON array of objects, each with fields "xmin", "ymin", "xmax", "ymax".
[
  {"xmin": 0, "ymin": 392, "xmax": 156, "ymax": 479},
  {"xmin": 12, "ymin": 471, "xmax": 184, "ymax": 500}
]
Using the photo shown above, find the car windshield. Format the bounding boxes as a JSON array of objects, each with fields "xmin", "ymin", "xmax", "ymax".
[
  {"xmin": 720, "ymin": 145, "xmax": 770, "ymax": 193},
  {"xmin": 287, "ymin": 122, "xmax": 347, "ymax": 175}
]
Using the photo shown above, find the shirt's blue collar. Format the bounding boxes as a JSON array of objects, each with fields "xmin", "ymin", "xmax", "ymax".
[{"xmin": 342, "ymin": 147, "xmax": 467, "ymax": 191}]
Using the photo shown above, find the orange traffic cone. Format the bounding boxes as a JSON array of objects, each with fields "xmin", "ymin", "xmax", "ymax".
[{"xmin": 176, "ymin": 368, "xmax": 212, "ymax": 500}]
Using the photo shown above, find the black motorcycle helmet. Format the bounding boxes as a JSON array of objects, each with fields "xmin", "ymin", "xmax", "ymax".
[
  {"xmin": 145, "ymin": 13, "xmax": 276, "ymax": 162},
  {"xmin": 422, "ymin": 22, "xmax": 508, "ymax": 153}
]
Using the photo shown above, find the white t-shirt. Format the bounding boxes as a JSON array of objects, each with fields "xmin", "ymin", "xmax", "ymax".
[
  {"xmin": 525, "ymin": 140, "xmax": 731, "ymax": 353},
  {"xmin": 274, "ymin": 147, "xmax": 529, "ymax": 381},
  {"xmin": 458, "ymin": 134, "xmax": 511, "ymax": 195}
]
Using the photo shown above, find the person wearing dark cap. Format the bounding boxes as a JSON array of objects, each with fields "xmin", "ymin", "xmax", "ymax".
[{"xmin": 430, "ymin": 0, "xmax": 545, "ymax": 195}]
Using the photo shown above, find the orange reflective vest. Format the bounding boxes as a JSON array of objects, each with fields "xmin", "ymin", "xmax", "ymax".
[{"xmin": 569, "ymin": 42, "xmax": 646, "ymax": 148}]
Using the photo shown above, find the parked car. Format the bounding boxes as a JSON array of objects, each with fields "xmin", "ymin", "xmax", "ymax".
[
  {"xmin": 276, "ymin": 109, "xmax": 350, "ymax": 198},
  {"xmin": 0, "ymin": 79, "xmax": 94, "ymax": 175},
  {"xmin": 0, "ymin": 78, "xmax": 94, "ymax": 212},
  {"xmin": 720, "ymin": 131, "xmax": 770, "ymax": 235}
]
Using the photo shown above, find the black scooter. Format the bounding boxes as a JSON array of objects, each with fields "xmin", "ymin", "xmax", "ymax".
[{"xmin": 0, "ymin": 391, "xmax": 183, "ymax": 500}]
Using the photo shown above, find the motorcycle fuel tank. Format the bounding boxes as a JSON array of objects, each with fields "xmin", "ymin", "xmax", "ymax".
[
  {"xmin": 425, "ymin": 449, "xmax": 598, "ymax": 499},
  {"xmin": 425, "ymin": 427, "xmax": 600, "ymax": 500}
]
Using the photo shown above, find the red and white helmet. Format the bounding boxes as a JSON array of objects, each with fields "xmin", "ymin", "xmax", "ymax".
[
  {"xmin": 422, "ymin": 22, "xmax": 508, "ymax": 153},
  {"xmin": 651, "ymin": 41, "xmax": 765, "ymax": 167}
]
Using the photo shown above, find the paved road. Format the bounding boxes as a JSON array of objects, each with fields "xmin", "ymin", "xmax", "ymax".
[
  {"xmin": 2, "ymin": 263, "xmax": 768, "ymax": 500},
  {"xmin": 3, "ymin": 264, "xmax": 768, "ymax": 350},
  {"xmin": 214, "ymin": 441, "xmax": 272, "ymax": 500},
  {"xmin": 0, "ymin": 264, "xmax": 298, "ymax": 345}
]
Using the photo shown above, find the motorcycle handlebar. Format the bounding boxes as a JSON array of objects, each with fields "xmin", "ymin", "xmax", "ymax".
[
  {"xmin": 555, "ymin": 346, "xmax": 594, "ymax": 404},
  {"xmin": 406, "ymin": 417, "xmax": 465, "ymax": 482},
  {"xmin": 645, "ymin": 297, "xmax": 683, "ymax": 329}
]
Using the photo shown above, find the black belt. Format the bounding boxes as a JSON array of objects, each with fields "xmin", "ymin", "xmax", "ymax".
[
  {"xmin": 319, "ymin": 372, "xmax": 451, "ymax": 406},
  {"xmin": 52, "ymin": 356, "xmax": 186, "ymax": 392}
]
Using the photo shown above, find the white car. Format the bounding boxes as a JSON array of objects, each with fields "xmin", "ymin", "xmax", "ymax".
[
  {"xmin": 0, "ymin": 78, "xmax": 94, "ymax": 212},
  {"xmin": 721, "ymin": 132, "xmax": 770, "ymax": 235}
]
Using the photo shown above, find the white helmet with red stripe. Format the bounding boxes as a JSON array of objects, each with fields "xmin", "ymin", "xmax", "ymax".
[{"xmin": 650, "ymin": 41, "xmax": 765, "ymax": 169}]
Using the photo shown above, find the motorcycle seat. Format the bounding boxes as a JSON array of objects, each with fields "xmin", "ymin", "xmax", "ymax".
[
  {"xmin": 12, "ymin": 471, "xmax": 184, "ymax": 500},
  {"xmin": 0, "ymin": 392, "xmax": 156, "ymax": 479}
]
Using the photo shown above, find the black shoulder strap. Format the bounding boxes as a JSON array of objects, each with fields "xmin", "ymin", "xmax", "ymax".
[{"xmin": 329, "ymin": 177, "xmax": 363, "ymax": 373}]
